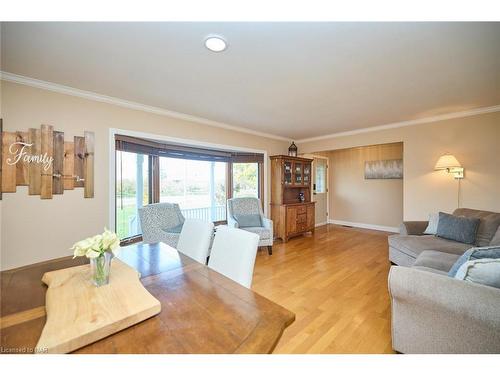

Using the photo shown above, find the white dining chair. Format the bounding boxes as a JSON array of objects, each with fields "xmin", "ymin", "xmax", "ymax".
[
  {"xmin": 176, "ymin": 219, "xmax": 214, "ymax": 264},
  {"xmin": 208, "ymin": 227, "xmax": 260, "ymax": 288}
]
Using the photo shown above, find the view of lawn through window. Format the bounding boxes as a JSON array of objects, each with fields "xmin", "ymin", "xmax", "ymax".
[
  {"xmin": 116, "ymin": 150, "xmax": 261, "ymax": 240},
  {"xmin": 116, "ymin": 151, "xmax": 150, "ymax": 239}
]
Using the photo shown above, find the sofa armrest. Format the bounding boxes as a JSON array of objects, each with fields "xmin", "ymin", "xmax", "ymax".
[
  {"xmin": 389, "ymin": 266, "xmax": 500, "ymax": 353},
  {"xmin": 389, "ymin": 266, "xmax": 500, "ymax": 324},
  {"xmin": 399, "ymin": 221, "xmax": 428, "ymax": 235}
]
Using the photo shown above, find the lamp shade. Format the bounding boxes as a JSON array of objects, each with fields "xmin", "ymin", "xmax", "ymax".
[{"xmin": 435, "ymin": 153, "xmax": 461, "ymax": 170}]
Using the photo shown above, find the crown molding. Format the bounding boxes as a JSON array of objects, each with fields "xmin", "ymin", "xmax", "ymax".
[
  {"xmin": 3, "ymin": 71, "xmax": 498, "ymax": 145},
  {"xmin": 0, "ymin": 71, "xmax": 292, "ymax": 142},
  {"xmin": 296, "ymin": 104, "xmax": 500, "ymax": 144}
]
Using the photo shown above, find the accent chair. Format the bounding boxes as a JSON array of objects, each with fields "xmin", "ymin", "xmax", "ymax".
[{"xmin": 227, "ymin": 197, "xmax": 273, "ymax": 255}]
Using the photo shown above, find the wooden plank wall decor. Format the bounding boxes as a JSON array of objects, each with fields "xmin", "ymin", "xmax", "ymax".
[
  {"xmin": 63, "ymin": 142, "xmax": 75, "ymax": 190},
  {"xmin": 52, "ymin": 131, "xmax": 64, "ymax": 195},
  {"xmin": 28, "ymin": 128, "xmax": 42, "ymax": 195},
  {"xmin": 74, "ymin": 136, "xmax": 85, "ymax": 188},
  {"xmin": 0, "ymin": 123, "xmax": 94, "ymax": 199},
  {"xmin": 1, "ymin": 132, "xmax": 17, "ymax": 193},
  {"xmin": 16, "ymin": 131, "xmax": 29, "ymax": 186}
]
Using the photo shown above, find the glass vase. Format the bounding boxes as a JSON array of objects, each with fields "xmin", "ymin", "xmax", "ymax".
[{"xmin": 90, "ymin": 252, "xmax": 112, "ymax": 287}]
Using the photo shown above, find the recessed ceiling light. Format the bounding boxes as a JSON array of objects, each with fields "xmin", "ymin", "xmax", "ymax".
[{"xmin": 205, "ymin": 36, "xmax": 227, "ymax": 52}]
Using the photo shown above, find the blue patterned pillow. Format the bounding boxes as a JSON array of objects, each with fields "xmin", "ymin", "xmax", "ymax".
[
  {"xmin": 234, "ymin": 214, "xmax": 262, "ymax": 228},
  {"xmin": 448, "ymin": 246, "xmax": 500, "ymax": 277},
  {"xmin": 436, "ymin": 212, "xmax": 480, "ymax": 244}
]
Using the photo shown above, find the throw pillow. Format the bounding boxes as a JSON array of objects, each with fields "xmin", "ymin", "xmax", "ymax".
[
  {"xmin": 163, "ymin": 223, "xmax": 183, "ymax": 234},
  {"xmin": 436, "ymin": 212, "xmax": 480, "ymax": 245},
  {"xmin": 448, "ymin": 245, "xmax": 500, "ymax": 277},
  {"xmin": 490, "ymin": 226, "xmax": 500, "ymax": 246},
  {"xmin": 234, "ymin": 214, "xmax": 262, "ymax": 228},
  {"xmin": 475, "ymin": 213, "xmax": 500, "ymax": 247},
  {"xmin": 423, "ymin": 212, "xmax": 440, "ymax": 235},
  {"xmin": 454, "ymin": 258, "xmax": 500, "ymax": 289}
]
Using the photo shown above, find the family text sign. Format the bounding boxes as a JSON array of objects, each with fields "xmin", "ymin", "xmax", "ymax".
[{"xmin": 0, "ymin": 122, "xmax": 94, "ymax": 199}]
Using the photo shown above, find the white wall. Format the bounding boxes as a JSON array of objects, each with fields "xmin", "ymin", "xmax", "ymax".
[
  {"xmin": 299, "ymin": 111, "xmax": 500, "ymax": 221},
  {"xmin": 1, "ymin": 81, "xmax": 288, "ymax": 270}
]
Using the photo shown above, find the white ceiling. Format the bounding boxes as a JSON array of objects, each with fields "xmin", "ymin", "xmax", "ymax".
[{"xmin": 2, "ymin": 22, "xmax": 500, "ymax": 140}]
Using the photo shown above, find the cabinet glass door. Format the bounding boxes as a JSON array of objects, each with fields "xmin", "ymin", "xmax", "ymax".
[
  {"xmin": 283, "ymin": 161, "xmax": 293, "ymax": 185},
  {"xmin": 294, "ymin": 162, "xmax": 303, "ymax": 185},
  {"xmin": 303, "ymin": 163, "xmax": 311, "ymax": 185}
]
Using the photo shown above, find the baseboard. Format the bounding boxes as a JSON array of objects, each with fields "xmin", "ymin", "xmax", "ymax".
[
  {"xmin": 315, "ymin": 221, "xmax": 328, "ymax": 227},
  {"xmin": 327, "ymin": 219, "xmax": 399, "ymax": 233}
]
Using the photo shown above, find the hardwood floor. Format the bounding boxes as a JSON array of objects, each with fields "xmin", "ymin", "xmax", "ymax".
[{"xmin": 252, "ymin": 224, "xmax": 394, "ymax": 354}]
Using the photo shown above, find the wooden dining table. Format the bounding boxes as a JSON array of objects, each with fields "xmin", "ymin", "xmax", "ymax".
[{"xmin": 0, "ymin": 242, "xmax": 294, "ymax": 354}]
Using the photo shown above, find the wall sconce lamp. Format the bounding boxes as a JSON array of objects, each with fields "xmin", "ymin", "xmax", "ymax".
[{"xmin": 434, "ymin": 153, "xmax": 464, "ymax": 179}]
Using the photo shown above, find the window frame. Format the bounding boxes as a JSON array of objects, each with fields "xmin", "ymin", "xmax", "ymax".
[{"xmin": 115, "ymin": 136, "xmax": 264, "ymax": 245}]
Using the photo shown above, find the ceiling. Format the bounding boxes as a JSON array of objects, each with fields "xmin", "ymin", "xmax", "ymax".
[{"xmin": 2, "ymin": 22, "xmax": 500, "ymax": 140}]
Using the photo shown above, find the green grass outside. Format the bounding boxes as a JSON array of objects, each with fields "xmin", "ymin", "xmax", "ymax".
[{"xmin": 116, "ymin": 205, "xmax": 137, "ymax": 239}]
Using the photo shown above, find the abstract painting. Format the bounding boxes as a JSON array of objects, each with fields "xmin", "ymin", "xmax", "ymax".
[{"xmin": 364, "ymin": 159, "xmax": 403, "ymax": 179}]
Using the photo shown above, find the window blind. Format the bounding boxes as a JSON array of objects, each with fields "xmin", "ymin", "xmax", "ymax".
[{"xmin": 115, "ymin": 135, "xmax": 263, "ymax": 163}]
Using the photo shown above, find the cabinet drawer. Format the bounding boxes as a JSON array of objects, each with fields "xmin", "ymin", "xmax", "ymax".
[
  {"xmin": 297, "ymin": 206, "xmax": 306, "ymax": 214},
  {"xmin": 297, "ymin": 223, "xmax": 307, "ymax": 232},
  {"xmin": 297, "ymin": 214, "xmax": 307, "ymax": 224}
]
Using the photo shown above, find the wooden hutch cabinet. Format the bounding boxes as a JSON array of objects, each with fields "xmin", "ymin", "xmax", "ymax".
[{"xmin": 270, "ymin": 155, "xmax": 315, "ymax": 242}]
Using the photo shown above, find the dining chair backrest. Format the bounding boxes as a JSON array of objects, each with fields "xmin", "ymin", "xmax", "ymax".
[
  {"xmin": 208, "ymin": 227, "xmax": 260, "ymax": 288},
  {"xmin": 176, "ymin": 219, "xmax": 214, "ymax": 264}
]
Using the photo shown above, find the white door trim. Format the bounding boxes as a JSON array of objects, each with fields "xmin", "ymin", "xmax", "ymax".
[{"xmin": 300, "ymin": 153, "xmax": 329, "ymax": 222}]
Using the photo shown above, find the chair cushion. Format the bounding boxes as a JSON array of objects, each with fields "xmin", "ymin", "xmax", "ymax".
[
  {"xmin": 453, "ymin": 208, "xmax": 500, "ymax": 246},
  {"xmin": 241, "ymin": 226, "xmax": 271, "ymax": 240},
  {"xmin": 388, "ymin": 234, "xmax": 472, "ymax": 259},
  {"xmin": 413, "ymin": 250, "xmax": 461, "ymax": 273},
  {"xmin": 163, "ymin": 223, "xmax": 183, "ymax": 234},
  {"xmin": 448, "ymin": 245, "xmax": 500, "ymax": 277},
  {"xmin": 454, "ymin": 259, "xmax": 500, "ymax": 289},
  {"xmin": 234, "ymin": 214, "xmax": 262, "ymax": 228},
  {"xmin": 436, "ymin": 212, "xmax": 480, "ymax": 245}
]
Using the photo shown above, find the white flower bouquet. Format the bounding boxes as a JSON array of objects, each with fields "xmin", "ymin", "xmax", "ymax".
[{"xmin": 71, "ymin": 228, "xmax": 120, "ymax": 286}]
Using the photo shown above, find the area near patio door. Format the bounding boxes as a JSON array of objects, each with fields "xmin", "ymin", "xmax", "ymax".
[{"xmin": 115, "ymin": 135, "xmax": 264, "ymax": 241}]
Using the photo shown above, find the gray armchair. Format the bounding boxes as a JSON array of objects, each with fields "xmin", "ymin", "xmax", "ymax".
[
  {"xmin": 227, "ymin": 197, "xmax": 273, "ymax": 255},
  {"xmin": 138, "ymin": 203, "xmax": 185, "ymax": 248}
]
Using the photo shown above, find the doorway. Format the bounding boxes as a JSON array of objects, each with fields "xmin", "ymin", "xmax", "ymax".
[{"xmin": 312, "ymin": 156, "xmax": 329, "ymax": 226}]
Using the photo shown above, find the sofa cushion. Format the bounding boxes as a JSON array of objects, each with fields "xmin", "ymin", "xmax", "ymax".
[
  {"xmin": 453, "ymin": 208, "xmax": 500, "ymax": 247},
  {"xmin": 436, "ymin": 212, "xmax": 480, "ymax": 245},
  {"xmin": 388, "ymin": 234, "xmax": 472, "ymax": 260},
  {"xmin": 413, "ymin": 250, "xmax": 461, "ymax": 273},
  {"xmin": 490, "ymin": 226, "xmax": 500, "ymax": 246},
  {"xmin": 448, "ymin": 245, "xmax": 500, "ymax": 277},
  {"xmin": 454, "ymin": 258, "xmax": 500, "ymax": 289},
  {"xmin": 412, "ymin": 266, "xmax": 449, "ymax": 276}
]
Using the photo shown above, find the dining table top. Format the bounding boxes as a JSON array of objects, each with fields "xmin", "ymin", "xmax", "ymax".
[{"xmin": 0, "ymin": 242, "xmax": 295, "ymax": 354}]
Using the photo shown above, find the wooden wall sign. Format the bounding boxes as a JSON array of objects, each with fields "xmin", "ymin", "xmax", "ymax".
[{"xmin": 0, "ymin": 122, "xmax": 94, "ymax": 199}]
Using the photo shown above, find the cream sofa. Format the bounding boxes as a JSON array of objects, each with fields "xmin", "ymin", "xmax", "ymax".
[
  {"xmin": 388, "ymin": 208, "xmax": 500, "ymax": 353},
  {"xmin": 389, "ymin": 254, "xmax": 500, "ymax": 353},
  {"xmin": 388, "ymin": 208, "xmax": 500, "ymax": 266}
]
